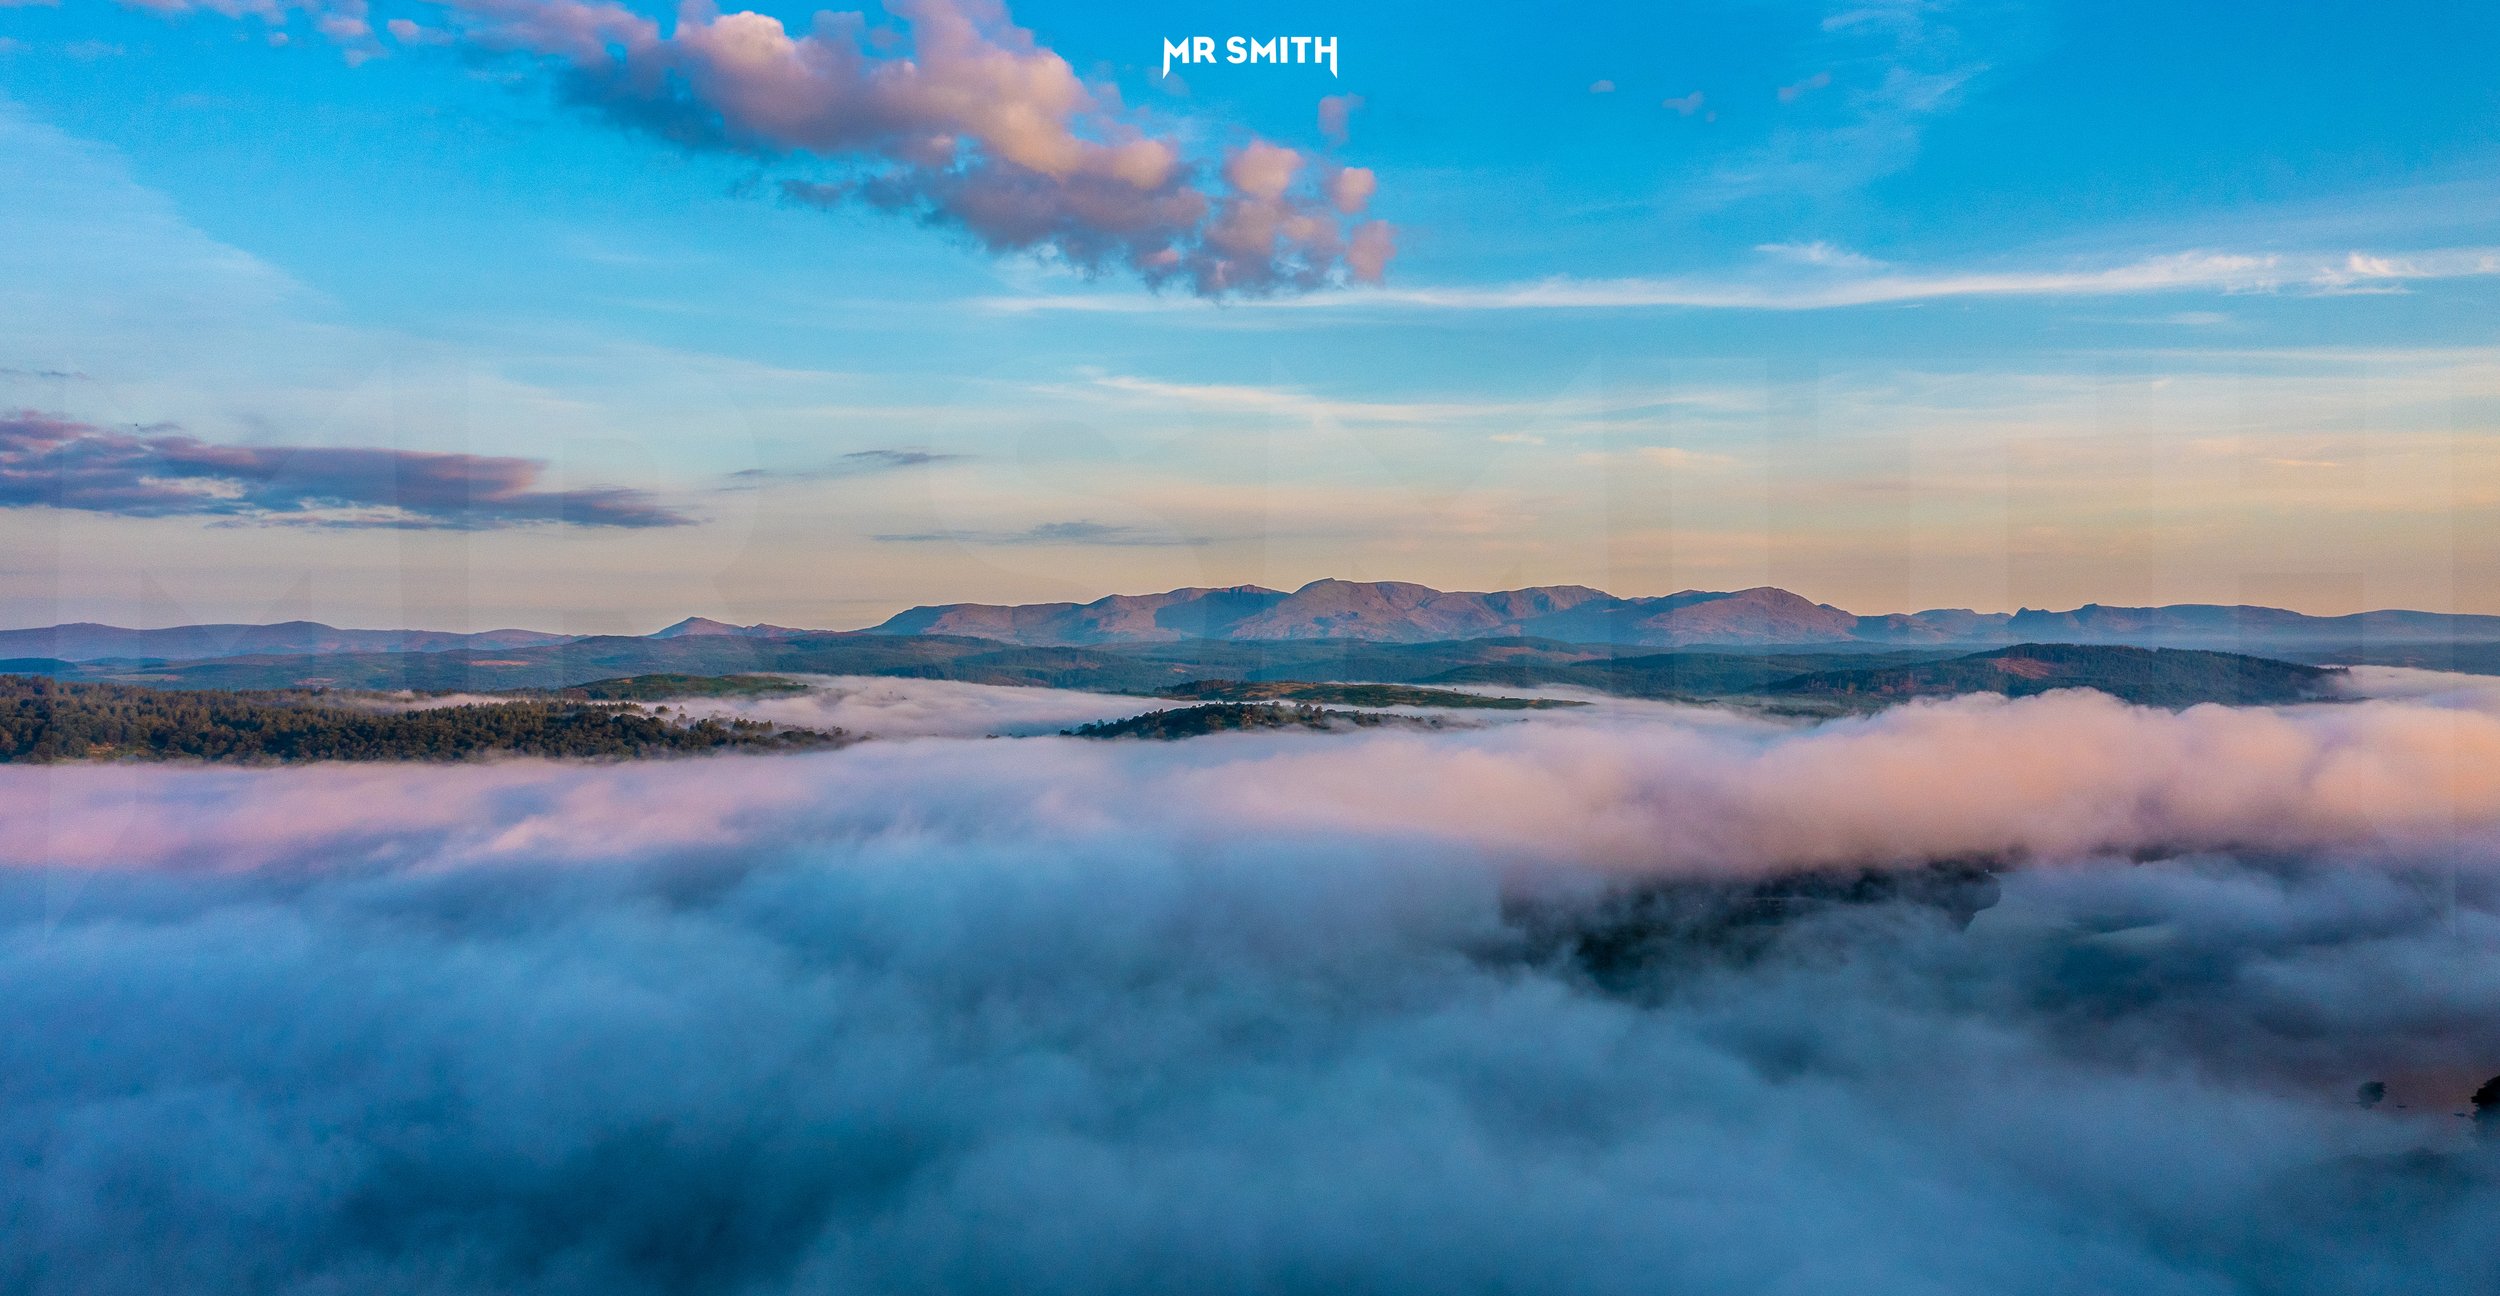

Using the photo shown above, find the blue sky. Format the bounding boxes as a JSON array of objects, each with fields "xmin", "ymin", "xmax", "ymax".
[{"xmin": 2, "ymin": 0, "xmax": 2497, "ymax": 629}]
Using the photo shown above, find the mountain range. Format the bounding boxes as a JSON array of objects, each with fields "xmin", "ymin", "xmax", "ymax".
[
  {"xmin": 860, "ymin": 580, "xmax": 2500, "ymax": 650},
  {"xmin": 0, "ymin": 621, "xmax": 574, "ymax": 662},
  {"xmin": 6, "ymin": 580, "xmax": 2498, "ymax": 662}
]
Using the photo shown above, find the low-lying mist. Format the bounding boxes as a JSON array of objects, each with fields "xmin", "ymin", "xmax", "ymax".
[{"xmin": 4, "ymin": 677, "xmax": 2498, "ymax": 1293}]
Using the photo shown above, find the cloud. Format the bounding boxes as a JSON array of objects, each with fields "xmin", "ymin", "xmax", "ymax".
[
  {"xmin": 1588, "ymin": 79, "xmax": 1614, "ymax": 94},
  {"xmin": 384, "ymin": 15, "xmax": 450, "ymax": 44},
  {"xmin": 1326, "ymin": 165, "xmax": 1377, "ymax": 216},
  {"xmin": 1345, "ymin": 220, "xmax": 1396, "ymax": 284},
  {"xmin": 873, "ymin": 518, "xmax": 1208, "ymax": 546},
  {"xmin": 838, "ymin": 448, "xmax": 956, "ymax": 470},
  {"xmin": 729, "ymin": 448, "xmax": 966, "ymax": 484},
  {"xmin": 1756, "ymin": 239, "xmax": 1880, "ymax": 269},
  {"xmin": 674, "ymin": 675, "xmax": 1163, "ymax": 739},
  {"xmin": 1661, "ymin": 91, "xmax": 1704, "ymax": 115},
  {"xmin": 993, "ymin": 245, "xmax": 2500, "ymax": 314},
  {"xmin": 1777, "ymin": 69, "xmax": 1834, "ymax": 103},
  {"xmin": 1704, "ymin": 1, "xmax": 1998, "ymax": 204},
  {"xmin": 0, "ymin": 409, "xmax": 691, "ymax": 529},
  {"xmin": 1316, "ymin": 93, "xmax": 1362, "ymax": 145},
  {"xmin": 143, "ymin": 0, "xmax": 1392, "ymax": 297},
  {"xmin": 114, "ymin": 0, "xmax": 288, "ymax": 13},
  {"xmin": 1, "ymin": 680, "xmax": 2498, "ymax": 1291},
  {"xmin": 1068, "ymin": 373, "xmax": 1568, "ymax": 427},
  {"xmin": 19, "ymin": 679, "xmax": 2500, "ymax": 880},
  {"xmin": 1634, "ymin": 446, "xmax": 1738, "ymax": 469}
]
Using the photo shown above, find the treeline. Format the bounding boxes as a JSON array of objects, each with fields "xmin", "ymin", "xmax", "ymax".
[
  {"xmin": 1763, "ymin": 643, "xmax": 2338, "ymax": 708},
  {"xmin": 1067, "ymin": 703, "xmax": 1400, "ymax": 741},
  {"xmin": 0, "ymin": 676, "xmax": 847, "ymax": 764},
  {"xmin": 549, "ymin": 673, "xmax": 812, "ymax": 701},
  {"xmin": 1157, "ymin": 680, "xmax": 1577, "ymax": 709}
]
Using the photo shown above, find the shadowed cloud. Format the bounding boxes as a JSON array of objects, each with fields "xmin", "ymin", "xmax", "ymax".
[
  {"xmin": 728, "ymin": 448, "xmax": 967, "ymax": 484},
  {"xmin": 0, "ymin": 410, "xmax": 691, "ymax": 529}
]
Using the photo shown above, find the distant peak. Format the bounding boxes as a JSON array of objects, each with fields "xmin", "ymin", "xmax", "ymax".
[
  {"xmin": 1293, "ymin": 578, "xmax": 1434, "ymax": 594},
  {"xmin": 650, "ymin": 616, "xmax": 745, "ymax": 638}
]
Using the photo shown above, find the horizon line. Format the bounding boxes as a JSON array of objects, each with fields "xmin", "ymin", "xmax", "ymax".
[{"xmin": 7, "ymin": 579, "xmax": 2496, "ymax": 639}]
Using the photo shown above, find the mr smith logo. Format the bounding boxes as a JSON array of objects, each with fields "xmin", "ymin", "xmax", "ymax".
[{"xmin": 1162, "ymin": 36, "xmax": 1340, "ymax": 77}]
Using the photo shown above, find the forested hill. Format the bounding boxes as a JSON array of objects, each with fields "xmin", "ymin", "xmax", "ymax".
[
  {"xmin": 1760, "ymin": 644, "xmax": 2342, "ymax": 708},
  {"xmin": 1067, "ymin": 703, "xmax": 1409, "ymax": 741},
  {"xmin": 0, "ymin": 677, "xmax": 847, "ymax": 764}
]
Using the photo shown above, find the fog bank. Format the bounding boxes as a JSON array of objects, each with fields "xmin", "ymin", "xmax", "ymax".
[{"xmin": 3, "ymin": 681, "xmax": 2498, "ymax": 1293}]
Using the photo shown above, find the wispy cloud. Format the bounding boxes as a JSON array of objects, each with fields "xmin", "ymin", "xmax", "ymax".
[
  {"xmin": 1776, "ymin": 70, "xmax": 1833, "ymax": 104},
  {"xmin": 0, "ymin": 410, "xmax": 691, "ymax": 529},
  {"xmin": 1713, "ymin": 0, "xmax": 1995, "ymax": 202},
  {"xmin": 874, "ymin": 518, "xmax": 1209, "ymax": 547},
  {"xmin": 992, "ymin": 247, "xmax": 2500, "ymax": 314},
  {"xmin": 1754, "ymin": 240, "xmax": 1882, "ymax": 269},
  {"xmin": 1635, "ymin": 446, "xmax": 1740, "ymax": 469},
  {"xmin": 1063, "ymin": 374, "xmax": 1719, "ymax": 431},
  {"xmin": 729, "ymin": 448, "xmax": 967, "ymax": 485},
  {"xmin": 839, "ymin": 448, "xmax": 958, "ymax": 470}
]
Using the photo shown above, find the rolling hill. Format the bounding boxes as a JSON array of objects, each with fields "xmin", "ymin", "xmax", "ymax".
[
  {"xmin": 1, "ymin": 637, "xmax": 2350, "ymax": 712},
  {"xmin": 863, "ymin": 580, "xmax": 2500, "ymax": 650},
  {"xmin": 1759, "ymin": 644, "xmax": 2344, "ymax": 708}
]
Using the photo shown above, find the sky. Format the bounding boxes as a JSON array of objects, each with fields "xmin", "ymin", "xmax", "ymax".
[{"xmin": 1, "ymin": 0, "xmax": 2497, "ymax": 631}]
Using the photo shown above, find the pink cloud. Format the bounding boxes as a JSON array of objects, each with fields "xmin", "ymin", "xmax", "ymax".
[
  {"xmin": 1316, "ymin": 93, "xmax": 1362, "ymax": 145},
  {"xmin": 15, "ymin": 683, "xmax": 2496, "ymax": 880},
  {"xmin": 405, "ymin": 0, "xmax": 1392, "ymax": 295},
  {"xmin": 1327, "ymin": 166, "xmax": 1377, "ymax": 215},
  {"xmin": 1346, "ymin": 221, "xmax": 1395, "ymax": 284},
  {"xmin": 107, "ymin": 0, "xmax": 1394, "ymax": 293}
]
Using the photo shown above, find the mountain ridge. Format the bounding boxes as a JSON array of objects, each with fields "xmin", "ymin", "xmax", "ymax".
[
  {"xmin": 0, "ymin": 621, "xmax": 577, "ymax": 663},
  {"xmin": 859, "ymin": 580, "xmax": 2500, "ymax": 649},
  {"xmin": 11, "ymin": 580, "xmax": 2500, "ymax": 662}
]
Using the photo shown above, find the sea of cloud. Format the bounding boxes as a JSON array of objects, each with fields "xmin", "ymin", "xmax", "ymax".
[
  {"xmin": 670, "ymin": 675, "xmax": 1171, "ymax": 739},
  {"xmin": 4, "ymin": 675, "xmax": 2498, "ymax": 1293}
]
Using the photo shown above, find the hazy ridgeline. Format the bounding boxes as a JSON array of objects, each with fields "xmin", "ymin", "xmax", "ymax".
[{"xmin": 4, "ymin": 681, "xmax": 2499, "ymax": 1293}]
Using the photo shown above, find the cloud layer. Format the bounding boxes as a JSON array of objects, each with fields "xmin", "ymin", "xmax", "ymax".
[
  {"xmin": 3, "ymin": 681, "xmax": 2499, "ymax": 1292},
  {"xmin": 17, "ymin": 682, "xmax": 2498, "ymax": 877},
  {"xmin": 0, "ymin": 409, "xmax": 690, "ymax": 529}
]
